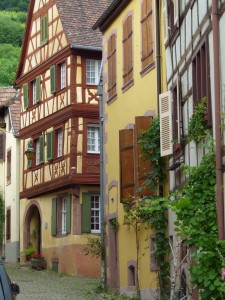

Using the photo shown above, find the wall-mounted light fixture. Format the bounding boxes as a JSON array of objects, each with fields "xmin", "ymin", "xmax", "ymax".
[{"xmin": 25, "ymin": 140, "xmax": 35, "ymax": 160}]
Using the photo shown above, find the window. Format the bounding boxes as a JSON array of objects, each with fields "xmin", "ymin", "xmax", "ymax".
[
  {"xmin": 40, "ymin": 15, "xmax": 48, "ymax": 44},
  {"xmin": 91, "ymin": 195, "xmax": 100, "ymax": 233},
  {"xmin": 32, "ymin": 80, "xmax": 37, "ymax": 105},
  {"xmin": 81, "ymin": 193, "xmax": 101, "ymax": 233},
  {"xmin": 50, "ymin": 63, "xmax": 67, "ymax": 94},
  {"xmin": 107, "ymin": 34, "xmax": 117, "ymax": 100},
  {"xmin": 123, "ymin": 14, "xmax": 133, "ymax": 87},
  {"xmin": 51, "ymin": 195, "xmax": 71, "ymax": 236},
  {"xmin": 6, "ymin": 149, "xmax": 11, "ymax": 184},
  {"xmin": 86, "ymin": 59, "xmax": 101, "ymax": 85},
  {"xmin": 34, "ymin": 136, "xmax": 44, "ymax": 166},
  {"xmin": 192, "ymin": 42, "xmax": 212, "ymax": 126},
  {"xmin": 60, "ymin": 63, "xmax": 66, "ymax": 89},
  {"xmin": 6, "ymin": 208, "xmax": 11, "ymax": 241},
  {"xmin": 61, "ymin": 198, "xmax": 67, "ymax": 234},
  {"xmin": 162, "ymin": 0, "xmax": 179, "ymax": 43},
  {"xmin": 119, "ymin": 116, "xmax": 153, "ymax": 202},
  {"xmin": 57, "ymin": 129, "xmax": 63, "ymax": 157},
  {"xmin": 141, "ymin": 0, "xmax": 154, "ymax": 71},
  {"xmin": 23, "ymin": 76, "xmax": 41, "ymax": 109},
  {"xmin": 87, "ymin": 126, "xmax": 100, "ymax": 153},
  {"xmin": 47, "ymin": 128, "xmax": 63, "ymax": 160}
]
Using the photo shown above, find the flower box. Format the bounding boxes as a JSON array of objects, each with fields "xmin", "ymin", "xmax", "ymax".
[{"xmin": 31, "ymin": 258, "xmax": 47, "ymax": 270}]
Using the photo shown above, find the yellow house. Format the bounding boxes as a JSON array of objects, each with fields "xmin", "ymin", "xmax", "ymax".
[
  {"xmin": 15, "ymin": 0, "xmax": 112, "ymax": 277},
  {"xmin": 94, "ymin": 0, "xmax": 168, "ymax": 298}
]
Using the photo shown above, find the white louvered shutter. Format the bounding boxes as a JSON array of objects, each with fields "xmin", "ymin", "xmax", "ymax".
[
  {"xmin": 162, "ymin": 0, "xmax": 169, "ymax": 44},
  {"xmin": 159, "ymin": 91, "xmax": 173, "ymax": 156}
]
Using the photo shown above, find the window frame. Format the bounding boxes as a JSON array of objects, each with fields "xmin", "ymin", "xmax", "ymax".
[
  {"xmin": 87, "ymin": 125, "xmax": 100, "ymax": 154},
  {"xmin": 86, "ymin": 59, "xmax": 101, "ymax": 85},
  {"xmin": 91, "ymin": 194, "xmax": 101, "ymax": 233}
]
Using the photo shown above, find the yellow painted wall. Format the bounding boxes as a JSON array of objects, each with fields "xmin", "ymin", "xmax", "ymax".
[{"xmin": 102, "ymin": 0, "xmax": 167, "ymax": 295}]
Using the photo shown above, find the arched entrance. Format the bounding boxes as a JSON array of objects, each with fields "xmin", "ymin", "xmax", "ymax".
[{"xmin": 24, "ymin": 203, "xmax": 41, "ymax": 253}]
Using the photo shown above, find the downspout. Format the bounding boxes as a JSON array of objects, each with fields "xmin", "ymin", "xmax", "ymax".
[
  {"xmin": 155, "ymin": 0, "xmax": 161, "ymax": 112},
  {"xmin": 98, "ymin": 68, "xmax": 106, "ymax": 288},
  {"xmin": 212, "ymin": 0, "xmax": 224, "ymax": 239}
]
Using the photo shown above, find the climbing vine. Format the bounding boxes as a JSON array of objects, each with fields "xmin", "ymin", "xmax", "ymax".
[
  {"xmin": 170, "ymin": 140, "xmax": 225, "ymax": 299},
  {"xmin": 188, "ymin": 97, "xmax": 208, "ymax": 142},
  {"xmin": 0, "ymin": 191, "xmax": 4, "ymax": 248}
]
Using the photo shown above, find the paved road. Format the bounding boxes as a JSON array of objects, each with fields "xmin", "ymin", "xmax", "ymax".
[{"xmin": 5, "ymin": 263, "xmax": 103, "ymax": 300}]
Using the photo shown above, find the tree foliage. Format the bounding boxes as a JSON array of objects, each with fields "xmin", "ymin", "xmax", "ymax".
[{"xmin": 0, "ymin": 0, "xmax": 29, "ymax": 12}]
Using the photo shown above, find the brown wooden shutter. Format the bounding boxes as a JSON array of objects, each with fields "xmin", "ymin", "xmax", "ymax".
[
  {"xmin": 123, "ymin": 15, "xmax": 133, "ymax": 85},
  {"xmin": 119, "ymin": 129, "xmax": 135, "ymax": 202},
  {"xmin": 0, "ymin": 133, "xmax": 5, "ymax": 160},
  {"xmin": 82, "ymin": 193, "xmax": 91, "ymax": 233},
  {"xmin": 135, "ymin": 116, "xmax": 153, "ymax": 197},
  {"xmin": 107, "ymin": 34, "xmax": 116, "ymax": 99},
  {"xmin": 141, "ymin": 0, "xmax": 153, "ymax": 70}
]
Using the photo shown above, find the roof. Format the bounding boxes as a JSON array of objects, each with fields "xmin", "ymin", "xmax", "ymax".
[
  {"xmin": 16, "ymin": 0, "xmax": 113, "ymax": 82},
  {"xmin": 57, "ymin": 0, "xmax": 113, "ymax": 48},
  {"xmin": 0, "ymin": 87, "xmax": 20, "ymax": 135},
  {"xmin": 93, "ymin": 0, "xmax": 131, "ymax": 32}
]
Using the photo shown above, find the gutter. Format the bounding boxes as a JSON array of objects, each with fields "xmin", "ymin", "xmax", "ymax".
[
  {"xmin": 212, "ymin": 0, "xmax": 224, "ymax": 239},
  {"xmin": 71, "ymin": 44, "xmax": 101, "ymax": 52},
  {"xmin": 155, "ymin": 0, "xmax": 161, "ymax": 113}
]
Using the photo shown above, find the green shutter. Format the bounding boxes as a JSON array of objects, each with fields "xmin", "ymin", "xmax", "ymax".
[
  {"xmin": 47, "ymin": 131, "xmax": 53, "ymax": 160},
  {"xmin": 23, "ymin": 83, "xmax": 29, "ymax": 109},
  {"xmin": 36, "ymin": 76, "xmax": 41, "ymax": 102},
  {"xmin": 82, "ymin": 193, "xmax": 91, "ymax": 233},
  {"xmin": 27, "ymin": 158, "xmax": 32, "ymax": 168},
  {"xmin": 50, "ymin": 65, "xmax": 56, "ymax": 94},
  {"xmin": 51, "ymin": 198, "xmax": 57, "ymax": 236},
  {"xmin": 39, "ymin": 135, "xmax": 44, "ymax": 163},
  {"xmin": 41, "ymin": 15, "xmax": 48, "ymax": 44},
  {"xmin": 44, "ymin": 15, "xmax": 48, "ymax": 41},
  {"xmin": 66, "ymin": 195, "xmax": 71, "ymax": 234}
]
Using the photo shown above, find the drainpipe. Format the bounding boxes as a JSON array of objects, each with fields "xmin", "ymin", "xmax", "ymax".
[
  {"xmin": 212, "ymin": 0, "xmax": 224, "ymax": 239},
  {"xmin": 155, "ymin": 0, "xmax": 161, "ymax": 112},
  {"xmin": 98, "ymin": 68, "xmax": 106, "ymax": 287}
]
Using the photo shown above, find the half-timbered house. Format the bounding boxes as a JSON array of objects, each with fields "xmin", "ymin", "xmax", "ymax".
[
  {"xmin": 15, "ymin": 0, "xmax": 112, "ymax": 277},
  {"xmin": 160, "ymin": 0, "xmax": 225, "ymax": 298}
]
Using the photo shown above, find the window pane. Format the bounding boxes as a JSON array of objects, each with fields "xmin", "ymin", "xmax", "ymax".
[
  {"xmin": 86, "ymin": 59, "xmax": 101, "ymax": 85},
  {"xmin": 57, "ymin": 129, "xmax": 63, "ymax": 157},
  {"xmin": 33, "ymin": 80, "xmax": 37, "ymax": 105},
  {"xmin": 87, "ymin": 126, "xmax": 100, "ymax": 153},
  {"xmin": 62, "ymin": 198, "xmax": 67, "ymax": 234},
  {"xmin": 61, "ymin": 63, "xmax": 66, "ymax": 89},
  {"xmin": 91, "ymin": 195, "xmax": 100, "ymax": 232},
  {"xmin": 36, "ymin": 140, "xmax": 40, "ymax": 165}
]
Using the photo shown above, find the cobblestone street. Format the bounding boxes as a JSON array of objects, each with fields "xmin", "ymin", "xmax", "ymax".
[{"xmin": 5, "ymin": 263, "xmax": 103, "ymax": 300}]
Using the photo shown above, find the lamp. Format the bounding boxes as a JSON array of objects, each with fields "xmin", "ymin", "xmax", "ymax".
[{"xmin": 25, "ymin": 140, "xmax": 35, "ymax": 160}]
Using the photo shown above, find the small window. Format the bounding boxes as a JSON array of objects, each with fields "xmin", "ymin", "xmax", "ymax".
[
  {"xmin": 36, "ymin": 139, "xmax": 40, "ymax": 165},
  {"xmin": 87, "ymin": 126, "xmax": 100, "ymax": 153},
  {"xmin": 62, "ymin": 198, "xmax": 67, "ymax": 234},
  {"xmin": 34, "ymin": 136, "xmax": 44, "ymax": 166},
  {"xmin": 32, "ymin": 80, "xmax": 37, "ymax": 105},
  {"xmin": 40, "ymin": 15, "xmax": 48, "ymax": 44},
  {"xmin": 86, "ymin": 59, "xmax": 101, "ymax": 85},
  {"xmin": 91, "ymin": 194, "xmax": 100, "ymax": 233},
  {"xmin": 60, "ymin": 63, "xmax": 66, "ymax": 89},
  {"xmin": 57, "ymin": 129, "xmax": 63, "ymax": 157}
]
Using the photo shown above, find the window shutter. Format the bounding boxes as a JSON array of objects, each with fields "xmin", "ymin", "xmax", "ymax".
[
  {"xmin": 108, "ymin": 34, "xmax": 117, "ymax": 99},
  {"xmin": 127, "ymin": 15, "xmax": 133, "ymax": 82},
  {"xmin": 174, "ymin": 0, "xmax": 179, "ymax": 26},
  {"xmin": 36, "ymin": 76, "xmax": 41, "ymax": 102},
  {"xmin": 141, "ymin": 0, "xmax": 153, "ymax": 69},
  {"xmin": 44, "ymin": 15, "xmax": 48, "ymax": 41},
  {"xmin": 176, "ymin": 78, "xmax": 181, "ymax": 143},
  {"xmin": 159, "ymin": 91, "xmax": 173, "ymax": 156},
  {"xmin": 162, "ymin": 0, "xmax": 169, "ymax": 44},
  {"xmin": 50, "ymin": 65, "xmax": 56, "ymax": 94},
  {"xmin": 0, "ymin": 133, "xmax": 5, "ymax": 160},
  {"xmin": 47, "ymin": 131, "xmax": 53, "ymax": 160},
  {"xmin": 135, "ymin": 116, "xmax": 153, "ymax": 197},
  {"xmin": 66, "ymin": 195, "xmax": 71, "ymax": 234},
  {"xmin": 119, "ymin": 129, "xmax": 135, "ymax": 202},
  {"xmin": 81, "ymin": 193, "xmax": 91, "ymax": 233},
  {"xmin": 39, "ymin": 135, "xmax": 44, "ymax": 163},
  {"xmin": 51, "ymin": 198, "xmax": 57, "ymax": 236},
  {"xmin": 23, "ymin": 83, "xmax": 29, "ymax": 109}
]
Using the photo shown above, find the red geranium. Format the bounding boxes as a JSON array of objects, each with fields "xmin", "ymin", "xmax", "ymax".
[{"xmin": 32, "ymin": 252, "xmax": 44, "ymax": 259}]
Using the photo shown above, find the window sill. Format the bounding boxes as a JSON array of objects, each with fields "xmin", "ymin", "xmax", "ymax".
[
  {"xmin": 122, "ymin": 79, "xmax": 134, "ymax": 93},
  {"xmin": 140, "ymin": 62, "xmax": 155, "ymax": 77},
  {"xmin": 107, "ymin": 93, "xmax": 117, "ymax": 105}
]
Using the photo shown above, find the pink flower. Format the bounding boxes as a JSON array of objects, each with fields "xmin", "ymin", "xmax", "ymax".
[
  {"xmin": 222, "ymin": 268, "xmax": 225, "ymax": 280},
  {"xmin": 32, "ymin": 252, "xmax": 44, "ymax": 260}
]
